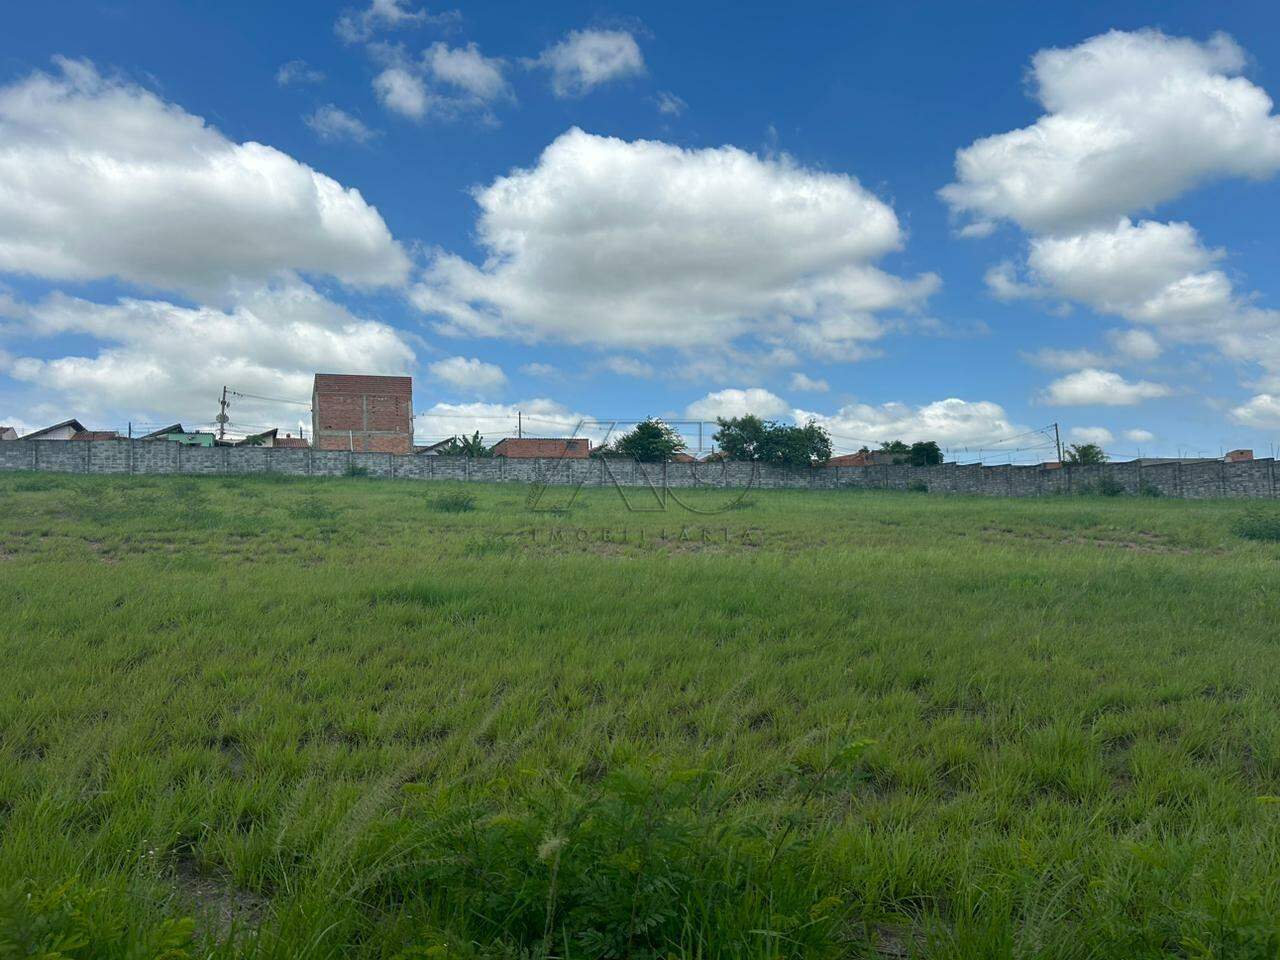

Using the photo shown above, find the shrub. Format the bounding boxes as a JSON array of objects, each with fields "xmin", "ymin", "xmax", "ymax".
[
  {"xmin": 1139, "ymin": 481, "xmax": 1164, "ymax": 498},
  {"xmin": 1233, "ymin": 510, "xmax": 1280, "ymax": 542},
  {"xmin": 429, "ymin": 490, "xmax": 477, "ymax": 513},
  {"xmin": 906, "ymin": 479, "xmax": 929, "ymax": 493},
  {"xmin": 345, "ymin": 464, "xmax": 370, "ymax": 478}
]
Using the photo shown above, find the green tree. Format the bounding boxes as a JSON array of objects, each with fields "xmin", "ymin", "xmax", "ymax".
[
  {"xmin": 712, "ymin": 415, "xmax": 770, "ymax": 461},
  {"xmin": 713, "ymin": 417, "xmax": 831, "ymax": 468},
  {"xmin": 613, "ymin": 418, "xmax": 686, "ymax": 462},
  {"xmin": 437, "ymin": 432, "xmax": 492, "ymax": 457},
  {"xmin": 908, "ymin": 440, "xmax": 943, "ymax": 466},
  {"xmin": 1065, "ymin": 442, "xmax": 1108, "ymax": 465}
]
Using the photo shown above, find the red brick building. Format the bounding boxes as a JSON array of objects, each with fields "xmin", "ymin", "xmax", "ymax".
[
  {"xmin": 311, "ymin": 374, "xmax": 413, "ymax": 454},
  {"xmin": 491, "ymin": 437, "xmax": 590, "ymax": 459}
]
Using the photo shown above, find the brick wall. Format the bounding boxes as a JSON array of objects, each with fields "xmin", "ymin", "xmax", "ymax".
[
  {"xmin": 2, "ymin": 439, "xmax": 1277, "ymax": 500},
  {"xmin": 312, "ymin": 391, "xmax": 413, "ymax": 454}
]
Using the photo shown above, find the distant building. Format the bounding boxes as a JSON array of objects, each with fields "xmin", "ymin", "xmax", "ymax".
[
  {"xmin": 273, "ymin": 434, "xmax": 309, "ymax": 449},
  {"xmin": 21, "ymin": 419, "xmax": 86, "ymax": 441},
  {"xmin": 312, "ymin": 373, "xmax": 413, "ymax": 454},
  {"xmin": 1225, "ymin": 449, "xmax": 1254, "ymax": 462},
  {"xmin": 69, "ymin": 430, "xmax": 122, "ymax": 441},
  {"xmin": 414, "ymin": 438, "xmax": 456, "ymax": 456},
  {"xmin": 0, "ymin": 426, "xmax": 20, "ymax": 440},
  {"xmin": 491, "ymin": 437, "xmax": 590, "ymax": 459},
  {"xmin": 140, "ymin": 424, "xmax": 215, "ymax": 446}
]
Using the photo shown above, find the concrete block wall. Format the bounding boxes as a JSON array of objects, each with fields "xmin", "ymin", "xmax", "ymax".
[{"xmin": 1, "ymin": 439, "xmax": 1278, "ymax": 500}]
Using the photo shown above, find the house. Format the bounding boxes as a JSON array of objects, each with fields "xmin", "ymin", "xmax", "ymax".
[
  {"xmin": 1225, "ymin": 449, "xmax": 1254, "ymax": 463},
  {"xmin": 312, "ymin": 373, "xmax": 413, "ymax": 454},
  {"xmin": 140, "ymin": 424, "xmax": 215, "ymax": 446},
  {"xmin": 826, "ymin": 452, "xmax": 870, "ymax": 467},
  {"xmin": 670, "ymin": 451, "xmax": 699, "ymax": 463},
  {"xmin": 231, "ymin": 429, "xmax": 278, "ymax": 447},
  {"xmin": 274, "ymin": 434, "xmax": 309, "ymax": 449},
  {"xmin": 414, "ymin": 438, "xmax": 456, "ymax": 456},
  {"xmin": 0, "ymin": 426, "xmax": 20, "ymax": 440},
  {"xmin": 70, "ymin": 430, "xmax": 122, "ymax": 441},
  {"xmin": 21, "ymin": 419, "xmax": 86, "ymax": 440},
  {"xmin": 491, "ymin": 437, "xmax": 591, "ymax": 459}
]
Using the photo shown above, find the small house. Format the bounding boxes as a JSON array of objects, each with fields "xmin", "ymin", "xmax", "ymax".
[{"xmin": 21, "ymin": 419, "xmax": 86, "ymax": 441}]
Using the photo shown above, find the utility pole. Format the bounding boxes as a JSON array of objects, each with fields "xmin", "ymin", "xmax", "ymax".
[
  {"xmin": 216, "ymin": 386, "xmax": 230, "ymax": 441},
  {"xmin": 518, "ymin": 410, "xmax": 522, "ymax": 439},
  {"xmin": 1053, "ymin": 422, "xmax": 1063, "ymax": 463}
]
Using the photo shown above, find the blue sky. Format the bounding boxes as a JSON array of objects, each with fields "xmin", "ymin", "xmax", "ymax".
[{"xmin": 1, "ymin": 0, "xmax": 1279, "ymax": 459}]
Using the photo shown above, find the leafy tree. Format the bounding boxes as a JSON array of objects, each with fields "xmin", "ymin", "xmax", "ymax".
[
  {"xmin": 713, "ymin": 417, "xmax": 831, "ymax": 468},
  {"xmin": 437, "ymin": 432, "xmax": 492, "ymax": 457},
  {"xmin": 879, "ymin": 440, "xmax": 910, "ymax": 455},
  {"xmin": 612, "ymin": 418, "xmax": 686, "ymax": 462},
  {"xmin": 712, "ymin": 415, "xmax": 770, "ymax": 462},
  {"xmin": 908, "ymin": 440, "xmax": 943, "ymax": 466},
  {"xmin": 1065, "ymin": 442, "xmax": 1108, "ymax": 465}
]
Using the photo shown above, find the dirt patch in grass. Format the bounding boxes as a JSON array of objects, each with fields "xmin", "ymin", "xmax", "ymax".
[{"xmin": 172, "ymin": 857, "xmax": 268, "ymax": 942}]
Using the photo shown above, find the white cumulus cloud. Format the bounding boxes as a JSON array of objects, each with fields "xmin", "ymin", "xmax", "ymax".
[
  {"xmin": 531, "ymin": 29, "xmax": 645, "ymax": 98},
  {"xmin": 373, "ymin": 42, "xmax": 510, "ymax": 121},
  {"xmin": 941, "ymin": 30, "xmax": 1280, "ymax": 234},
  {"xmin": 0, "ymin": 58, "xmax": 409, "ymax": 297},
  {"xmin": 1230, "ymin": 394, "xmax": 1280, "ymax": 428},
  {"xmin": 336, "ymin": 0, "xmax": 449, "ymax": 43},
  {"xmin": 684, "ymin": 388, "xmax": 790, "ymax": 421},
  {"xmin": 3, "ymin": 284, "xmax": 415, "ymax": 428},
  {"xmin": 412, "ymin": 128, "xmax": 937, "ymax": 358},
  {"xmin": 426, "ymin": 355, "xmax": 507, "ymax": 394},
  {"xmin": 1125, "ymin": 428, "xmax": 1156, "ymax": 443},
  {"xmin": 1042, "ymin": 368, "xmax": 1172, "ymax": 406},
  {"xmin": 1070, "ymin": 426, "xmax": 1114, "ymax": 445},
  {"xmin": 415, "ymin": 397, "xmax": 603, "ymax": 444},
  {"xmin": 797, "ymin": 398, "xmax": 1027, "ymax": 447}
]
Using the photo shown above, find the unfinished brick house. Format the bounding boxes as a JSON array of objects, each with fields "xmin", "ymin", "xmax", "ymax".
[{"xmin": 311, "ymin": 374, "xmax": 413, "ymax": 454}]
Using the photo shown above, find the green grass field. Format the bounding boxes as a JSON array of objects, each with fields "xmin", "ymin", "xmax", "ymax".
[{"xmin": 2, "ymin": 471, "xmax": 1280, "ymax": 959}]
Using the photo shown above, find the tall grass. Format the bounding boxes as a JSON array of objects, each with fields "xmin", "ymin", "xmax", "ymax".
[{"xmin": 1, "ymin": 473, "xmax": 1279, "ymax": 957}]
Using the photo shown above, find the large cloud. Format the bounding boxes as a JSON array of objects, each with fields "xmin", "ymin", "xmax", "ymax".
[
  {"xmin": 413, "ymin": 128, "xmax": 938, "ymax": 356},
  {"xmin": 3, "ymin": 285, "xmax": 415, "ymax": 430},
  {"xmin": 0, "ymin": 58, "xmax": 410, "ymax": 297},
  {"xmin": 941, "ymin": 30, "xmax": 1280, "ymax": 234},
  {"xmin": 944, "ymin": 30, "xmax": 1280, "ymax": 407}
]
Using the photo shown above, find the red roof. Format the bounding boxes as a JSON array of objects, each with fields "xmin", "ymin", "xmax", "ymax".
[
  {"xmin": 826, "ymin": 452, "xmax": 872, "ymax": 467},
  {"xmin": 492, "ymin": 437, "xmax": 591, "ymax": 459},
  {"xmin": 313, "ymin": 373, "xmax": 412, "ymax": 397},
  {"xmin": 70, "ymin": 430, "xmax": 122, "ymax": 441},
  {"xmin": 274, "ymin": 436, "xmax": 310, "ymax": 448}
]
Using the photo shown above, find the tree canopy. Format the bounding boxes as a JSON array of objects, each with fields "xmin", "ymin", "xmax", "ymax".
[
  {"xmin": 612, "ymin": 418, "xmax": 686, "ymax": 463},
  {"xmin": 1064, "ymin": 442, "xmax": 1108, "ymax": 465},
  {"xmin": 712, "ymin": 416, "xmax": 831, "ymax": 468}
]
